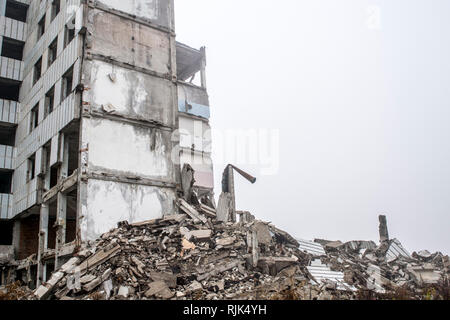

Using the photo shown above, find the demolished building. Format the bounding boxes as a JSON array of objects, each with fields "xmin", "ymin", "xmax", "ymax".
[
  {"xmin": 0, "ymin": 1, "xmax": 448, "ymax": 301},
  {"xmin": 0, "ymin": 0, "xmax": 213, "ymax": 287}
]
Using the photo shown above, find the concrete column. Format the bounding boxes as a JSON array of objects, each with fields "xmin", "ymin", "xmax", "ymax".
[
  {"xmin": 228, "ymin": 166, "xmax": 236, "ymax": 223},
  {"xmin": 12, "ymin": 220, "xmax": 21, "ymax": 259},
  {"xmin": 37, "ymin": 203, "xmax": 49, "ymax": 286},
  {"xmin": 55, "ymin": 136, "xmax": 69, "ymax": 268},
  {"xmin": 379, "ymin": 215, "xmax": 389, "ymax": 243},
  {"xmin": 200, "ymin": 47, "xmax": 207, "ymax": 89}
]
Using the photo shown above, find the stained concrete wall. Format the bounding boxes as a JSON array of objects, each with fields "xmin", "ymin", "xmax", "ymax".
[
  {"xmin": 87, "ymin": 8, "xmax": 171, "ymax": 75},
  {"xmin": 80, "ymin": 179, "xmax": 176, "ymax": 241},
  {"xmin": 83, "ymin": 59, "xmax": 176, "ymax": 127},
  {"xmin": 82, "ymin": 117, "xmax": 176, "ymax": 182},
  {"xmin": 78, "ymin": 0, "xmax": 178, "ymax": 242},
  {"xmin": 96, "ymin": 0, "xmax": 172, "ymax": 29}
]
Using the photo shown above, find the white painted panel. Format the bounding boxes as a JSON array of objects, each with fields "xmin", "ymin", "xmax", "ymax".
[
  {"xmin": 179, "ymin": 116, "xmax": 212, "ymax": 153},
  {"xmin": 84, "ymin": 118, "xmax": 173, "ymax": 179},
  {"xmin": 81, "ymin": 179, "xmax": 176, "ymax": 241}
]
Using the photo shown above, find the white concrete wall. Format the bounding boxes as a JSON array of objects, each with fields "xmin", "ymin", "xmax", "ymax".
[
  {"xmin": 80, "ymin": 179, "xmax": 176, "ymax": 241},
  {"xmin": 85, "ymin": 60, "xmax": 175, "ymax": 127},
  {"xmin": 97, "ymin": 0, "xmax": 171, "ymax": 29},
  {"xmin": 83, "ymin": 117, "xmax": 175, "ymax": 181}
]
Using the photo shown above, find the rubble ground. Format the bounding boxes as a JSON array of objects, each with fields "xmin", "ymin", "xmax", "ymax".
[{"xmin": 2, "ymin": 204, "xmax": 447, "ymax": 301}]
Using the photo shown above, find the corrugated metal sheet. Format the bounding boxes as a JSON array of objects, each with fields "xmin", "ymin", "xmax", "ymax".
[
  {"xmin": 307, "ymin": 260, "xmax": 356, "ymax": 291},
  {"xmin": 297, "ymin": 239, "xmax": 326, "ymax": 256},
  {"xmin": 366, "ymin": 264, "xmax": 386, "ymax": 294},
  {"xmin": 386, "ymin": 239, "xmax": 411, "ymax": 262}
]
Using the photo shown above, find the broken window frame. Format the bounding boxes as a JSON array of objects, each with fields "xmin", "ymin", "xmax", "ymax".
[
  {"xmin": 29, "ymin": 103, "xmax": 39, "ymax": 133},
  {"xmin": 64, "ymin": 19, "xmax": 76, "ymax": 49},
  {"xmin": 33, "ymin": 57, "xmax": 42, "ymax": 85},
  {"xmin": 47, "ymin": 37, "xmax": 58, "ymax": 67},
  {"xmin": 37, "ymin": 14, "xmax": 46, "ymax": 41},
  {"xmin": 61, "ymin": 66, "xmax": 74, "ymax": 102},
  {"xmin": 27, "ymin": 154, "xmax": 36, "ymax": 182},
  {"xmin": 51, "ymin": 0, "xmax": 60, "ymax": 22},
  {"xmin": 44, "ymin": 86, "xmax": 55, "ymax": 117}
]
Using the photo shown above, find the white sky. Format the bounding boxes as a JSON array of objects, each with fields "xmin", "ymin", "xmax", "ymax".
[{"xmin": 174, "ymin": 0, "xmax": 450, "ymax": 254}]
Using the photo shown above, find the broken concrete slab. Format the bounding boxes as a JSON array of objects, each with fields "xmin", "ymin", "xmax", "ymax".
[
  {"xmin": 216, "ymin": 193, "xmax": 232, "ymax": 222},
  {"xmin": 252, "ymin": 221, "xmax": 272, "ymax": 246},
  {"xmin": 145, "ymin": 281, "xmax": 173, "ymax": 299},
  {"xmin": 179, "ymin": 199, "xmax": 208, "ymax": 224}
]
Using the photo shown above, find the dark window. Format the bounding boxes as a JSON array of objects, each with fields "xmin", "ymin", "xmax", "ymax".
[
  {"xmin": 30, "ymin": 103, "xmax": 39, "ymax": 132},
  {"xmin": 0, "ymin": 78, "xmax": 20, "ymax": 101},
  {"xmin": 48, "ymin": 37, "xmax": 58, "ymax": 66},
  {"xmin": 50, "ymin": 165, "xmax": 58, "ymax": 188},
  {"xmin": 0, "ymin": 221, "xmax": 13, "ymax": 246},
  {"xmin": 27, "ymin": 154, "xmax": 36, "ymax": 182},
  {"xmin": 37, "ymin": 15, "xmax": 46, "ymax": 40},
  {"xmin": 0, "ymin": 171, "xmax": 13, "ymax": 194},
  {"xmin": 61, "ymin": 66, "xmax": 73, "ymax": 101},
  {"xmin": 43, "ymin": 144, "xmax": 51, "ymax": 177},
  {"xmin": 0, "ymin": 126, "xmax": 15, "ymax": 146},
  {"xmin": 51, "ymin": 0, "xmax": 60, "ymax": 21},
  {"xmin": 64, "ymin": 20, "xmax": 76, "ymax": 48},
  {"xmin": 1, "ymin": 37, "xmax": 24, "ymax": 60},
  {"xmin": 5, "ymin": 0, "xmax": 28, "ymax": 23},
  {"xmin": 45, "ymin": 86, "xmax": 55, "ymax": 117},
  {"xmin": 33, "ymin": 57, "xmax": 42, "ymax": 85}
]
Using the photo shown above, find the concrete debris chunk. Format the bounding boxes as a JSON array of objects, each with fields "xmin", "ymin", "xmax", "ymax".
[
  {"xmin": 216, "ymin": 237, "xmax": 236, "ymax": 247},
  {"xmin": 117, "ymin": 286, "xmax": 130, "ymax": 298},
  {"xmin": 145, "ymin": 281, "xmax": 173, "ymax": 299},
  {"xmin": 179, "ymin": 199, "xmax": 208, "ymax": 224}
]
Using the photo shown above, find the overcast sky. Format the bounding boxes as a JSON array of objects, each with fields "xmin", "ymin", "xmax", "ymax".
[{"xmin": 174, "ymin": 0, "xmax": 450, "ymax": 254}]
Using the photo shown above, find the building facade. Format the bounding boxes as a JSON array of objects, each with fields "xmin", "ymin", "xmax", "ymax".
[{"xmin": 0, "ymin": 0, "xmax": 213, "ymax": 287}]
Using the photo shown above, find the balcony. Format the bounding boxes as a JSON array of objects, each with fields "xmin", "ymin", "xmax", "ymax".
[
  {"xmin": 0, "ymin": 15, "xmax": 28, "ymax": 42},
  {"xmin": 0, "ymin": 193, "xmax": 12, "ymax": 220},
  {"xmin": 176, "ymin": 42, "xmax": 206, "ymax": 88},
  {"xmin": 0, "ymin": 145, "xmax": 14, "ymax": 170},
  {"xmin": 0, "ymin": 56, "xmax": 23, "ymax": 81},
  {"xmin": 0, "ymin": 99, "xmax": 18, "ymax": 124}
]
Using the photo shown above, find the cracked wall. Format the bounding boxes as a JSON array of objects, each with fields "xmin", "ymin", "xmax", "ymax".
[{"xmin": 78, "ymin": 0, "xmax": 178, "ymax": 242}]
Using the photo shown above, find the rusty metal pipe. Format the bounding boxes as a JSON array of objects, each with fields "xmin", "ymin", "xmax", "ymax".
[{"xmin": 229, "ymin": 165, "xmax": 257, "ymax": 184}]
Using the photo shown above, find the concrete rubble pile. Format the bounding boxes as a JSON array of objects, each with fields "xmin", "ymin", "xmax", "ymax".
[
  {"xmin": 22, "ymin": 209, "xmax": 448, "ymax": 300},
  {"xmin": 1, "ymin": 166, "xmax": 449, "ymax": 300},
  {"xmin": 28, "ymin": 209, "xmax": 317, "ymax": 300}
]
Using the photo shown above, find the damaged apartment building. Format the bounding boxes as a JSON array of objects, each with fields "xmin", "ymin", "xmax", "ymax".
[{"xmin": 0, "ymin": 0, "xmax": 214, "ymax": 287}]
